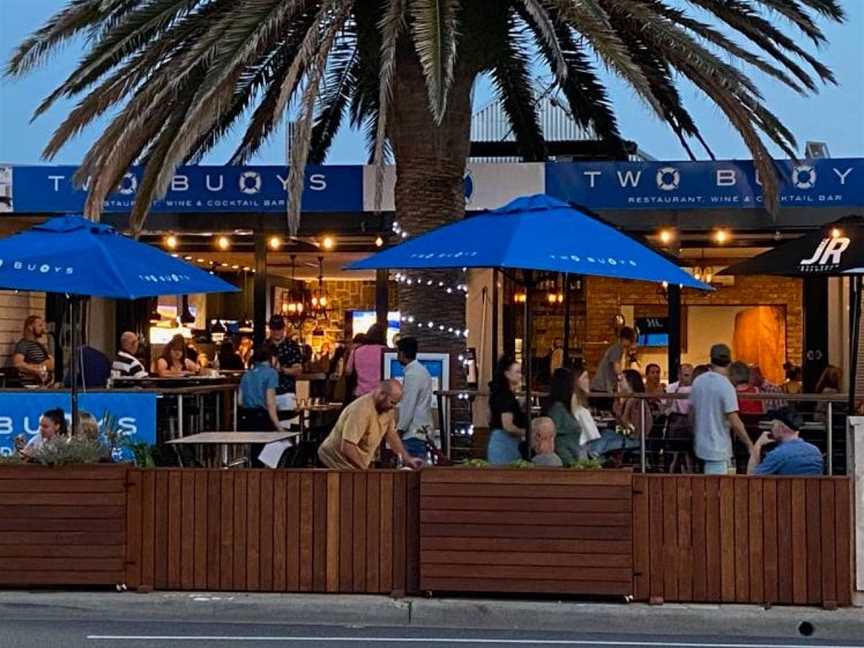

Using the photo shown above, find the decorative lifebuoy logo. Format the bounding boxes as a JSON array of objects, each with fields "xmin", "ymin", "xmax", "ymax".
[
  {"xmin": 239, "ymin": 171, "xmax": 262, "ymax": 195},
  {"xmin": 464, "ymin": 171, "xmax": 474, "ymax": 204},
  {"xmin": 793, "ymin": 165, "xmax": 817, "ymax": 190},
  {"xmin": 656, "ymin": 166, "xmax": 680, "ymax": 191},
  {"xmin": 118, "ymin": 173, "xmax": 138, "ymax": 195}
]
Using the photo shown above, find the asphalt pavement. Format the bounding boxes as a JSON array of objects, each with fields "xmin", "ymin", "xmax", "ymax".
[{"xmin": 0, "ymin": 591, "xmax": 861, "ymax": 648}]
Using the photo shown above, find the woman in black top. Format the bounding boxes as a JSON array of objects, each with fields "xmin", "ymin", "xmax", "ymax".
[{"xmin": 487, "ymin": 355, "xmax": 527, "ymax": 464}]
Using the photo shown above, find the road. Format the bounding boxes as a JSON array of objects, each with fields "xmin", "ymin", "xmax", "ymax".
[{"xmin": 4, "ymin": 618, "xmax": 864, "ymax": 648}]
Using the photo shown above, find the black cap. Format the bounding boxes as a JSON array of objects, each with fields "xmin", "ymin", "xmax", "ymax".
[
  {"xmin": 766, "ymin": 406, "xmax": 803, "ymax": 431},
  {"xmin": 269, "ymin": 314, "xmax": 286, "ymax": 330}
]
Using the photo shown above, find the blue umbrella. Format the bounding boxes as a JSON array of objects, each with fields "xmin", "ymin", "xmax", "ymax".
[
  {"xmin": 346, "ymin": 194, "xmax": 707, "ymax": 289},
  {"xmin": 347, "ymin": 195, "xmax": 708, "ymax": 438},
  {"xmin": 0, "ymin": 215, "xmax": 238, "ymax": 435},
  {"xmin": 0, "ymin": 215, "xmax": 237, "ymax": 298}
]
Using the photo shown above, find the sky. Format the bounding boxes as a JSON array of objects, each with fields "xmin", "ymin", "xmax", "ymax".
[{"xmin": 1, "ymin": 0, "xmax": 862, "ymax": 166}]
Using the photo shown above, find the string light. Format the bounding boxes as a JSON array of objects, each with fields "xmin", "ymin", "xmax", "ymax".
[
  {"xmin": 375, "ymin": 236, "xmax": 384, "ymax": 247},
  {"xmin": 322, "ymin": 236, "xmax": 335, "ymax": 250},
  {"xmin": 216, "ymin": 235, "xmax": 230, "ymax": 250},
  {"xmin": 164, "ymin": 235, "xmax": 178, "ymax": 250},
  {"xmin": 269, "ymin": 236, "xmax": 282, "ymax": 250},
  {"xmin": 831, "ymin": 227, "xmax": 843, "ymax": 239},
  {"xmin": 713, "ymin": 229, "xmax": 730, "ymax": 245},
  {"xmin": 658, "ymin": 228, "xmax": 675, "ymax": 245}
]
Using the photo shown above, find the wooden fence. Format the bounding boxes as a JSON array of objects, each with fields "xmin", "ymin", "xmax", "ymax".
[
  {"xmin": 419, "ymin": 469, "xmax": 634, "ymax": 596},
  {"xmin": 0, "ymin": 465, "xmax": 127, "ymax": 587},
  {"xmin": 632, "ymin": 475, "xmax": 854, "ymax": 608},
  {"xmin": 125, "ymin": 469, "xmax": 420, "ymax": 594}
]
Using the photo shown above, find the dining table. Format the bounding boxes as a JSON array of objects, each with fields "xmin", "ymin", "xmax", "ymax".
[{"xmin": 167, "ymin": 430, "xmax": 300, "ymax": 467}]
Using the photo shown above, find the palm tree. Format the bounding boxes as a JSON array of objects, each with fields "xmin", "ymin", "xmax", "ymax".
[{"xmin": 8, "ymin": 0, "xmax": 844, "ymax": 356}]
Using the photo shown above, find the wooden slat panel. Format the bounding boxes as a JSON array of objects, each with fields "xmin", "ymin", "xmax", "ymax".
[
  {"xmin": 140, "ymin": 470, "xmax": 156, "ymax": 589},
  {"xmin": 422, "ymin": 537, "xmax": 633, "ymax": 554},
  {"xmin": 0, "ymin": 518, "xmax": 123, "ymax": 532},
  {"xmin": 406, "ymin": 473, "xmax": 421, "ymax": 595},
  {"xmin": 421, "ymin": 497, "xmax": 631, "ymax": 513},
  {"xmin": 719, "ymin": 478, "xmax": 735, "ymax": 602},
  {"xmin": 676, "ymin": 478, "xmax": 693, "ymax": 602},
  {"xmin": 421, "ymin": 524, "xmax": 630, "ymax": 540},
  {"xmin": 0, "ymin": 571, "xmax": 123, "ymax": 586},
  {"xmin": 246, "ymin": 471, "xmax": 261, "ymax": 592},
  {"xmin": 632, "ymin": 476, "xmax": 650, "ymax": 601},
  {"xmin": 285, "ymin": 472, "xmax": 302, "ymax": 592},
  {"xmin": 379, "ymin": 473, "xmax": 394, "ymax": 594},
  {"xmin": 422, "ymin": 469, "xmax": 632, "ymax": 486},
  {"xmin": 365, "ymin": 473, "xmax": 381, "ymax": 594},
  {"xmin": 193, "ymin": 471, "xmax": 208, "ymax": 591},
  {"xmin": 690, "ymin": 478, "xmax": 707, "ymax": 602},
  {"xmin": 421, "ymin": 577, "xmax": 631, "ymax": 596},
  {"xmin": 420, "ymin": 510, "xmax": 630, "ymax": 526},
  {"xmin": 219, "ymin": 471, "xmax": 234, "ymax": 591},
  {"xmin": 352, "ymin": 473, "xmax": 367, "ymax": 593},
  {"xmin": 777, "ymin": 479, "xmax": 794, "ymax": 603},
  {"xmin": 0, "ymin": 466, "xmax": 125, "ymax": 480},
  {"xmin": 0, "ymin": 545, "xmax": 123, "ymax": 558},
  {"xmin": 733, "ymin": 478, "xmax": 749, "ymax": 603},
  {"xmin": 762, "ymin": 479, "xmax": 779, "ymax": 605},
  {"xmin": 820, "ymin": 480, "xmax": 837, "ymax": 606},
  {"xmin": 0, "ymin": 493, "xmax": 125, "ymax": 506},
  {"xmin": 154, "ymin": 471, "xmax": 169, "ymax": 590},
  {"xmin": 272, "ymin": 472, "xmax": 287, "ymax": 592},
  {"xmin": 206, "ymin": 471, "xmax": 221, "ymax": 591},
  {"xmin": 298, "ymin": 473, "xmax": 314, "ymax": 592},
  {"xmin": 0, "ymin": 531, "xmax": 123, "ymax": 545},
  {"xmin": 339, "ymin": 472, "xmax": 354, "ymax": 593},
  {"xmin": 232, "ymin": 471, "xmax": 248, "ymax": 591},
  {"xmin": 647, "ymin": 476, "xmax": 664, "ymax": 602},
  {"xmin": 834, "ymin": 479, "xmax": 853, "ymax": 607},
  {"xmin": 326, "ymin": 472, "xmax": 340, "ymax": 593},
  {"xmin": 180, "ymin": 471, "xmax": 195, "ymax": 590},
  {"xmin": 125, "ymin": 470, "xmax": 142, "ymax": 591},
  {"xmin": 167, "ymin": 471, "xmax": 183, "ymax": 589},
  {"xmin": 748, "ymin": 480, "xmax": 764, "ymax": 603},
  {"xmin": 2, "ymin": 557, "xmax": 125, "ymax": 571},
  {"xmin": 313, "ymin": 472, "xmax": 328, "ymax": 592},
  {"xmin": 392, "ymin": 473, "xmax": 407, "ymax": 594},
  {"xmin": 790, "ymin": 479, "xmax": 807, "ymax": 604},
  {"xmin": 423, "ymin": 551, "xmax": 630, "ymax": 567},
  {"xmin": 422, "ymin": 564, "xmax": 632, "ymax": 582},
  {"xmin": 422, "ymin": 483, "xmax": 631, "ymax": 499},
  {"xmin": 0, "ymin": 479, "xmax": 124, "ymax": 493},
  {"xmin": 0, "ymin": 505, "xmax": 123, "ymax": 519},
  {"xmin": 704, "ymin": 477, "xmax": 721, "ymax": 602},
  {"xmin": 662, "ymin": 478, "xmax": 678, "ymax": 601},
  {"xmin": 805, "ymin": 480, "xmax": 822, "ymax": 605},
  {"xmin": 259, "ymin": 471, "xmax": 275, "ymax": 592}
]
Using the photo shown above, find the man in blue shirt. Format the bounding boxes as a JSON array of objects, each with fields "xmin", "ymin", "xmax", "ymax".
[{"xmin": 747, "ymin": 407, "xmax": 824, "ymax": 476}]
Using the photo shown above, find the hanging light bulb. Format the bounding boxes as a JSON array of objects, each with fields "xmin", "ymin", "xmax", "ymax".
[
  {"xmin": 375, "ymin": 236, "xmax": 384, "ymax": 248},
  {"xmin": 269, "ymin": 236, "xmax": 282, "ymax": 250},
  {"xmin": 216, "ymin": 235, "xmax": 230, "ymax": 250},
  {"xmin": 164, "ymin": 234, "xmax": 178, "ymax": 250}
]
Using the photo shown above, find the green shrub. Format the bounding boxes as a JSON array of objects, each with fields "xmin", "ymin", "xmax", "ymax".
[{"xmin": 33, "ymin": 436, "xmax": 108, "ymax": 466}]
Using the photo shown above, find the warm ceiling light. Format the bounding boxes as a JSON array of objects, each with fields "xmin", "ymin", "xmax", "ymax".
[
  {"xmin": 164, "ymin": 235, "xmax": 178, "ymax": 250},
  {"xmin": 216, "ymin": 235, "xmax": 230, "ymax": 250},
  {"xmin": 196, "ymin": 258, "xmax": 205, "ymax": 263},
  {"xmin": 659, "ymin": 228, "xmax": 674, "ymax": 245},
  {"xmin": 231, "ymin": 264, "xmax": 240, "ymax": 270},
  {"xmin": 322, "ymin": 236, "xmax": 335, "ymax": 250},
  {"xmin": 831, "ymin": 227, "xmax": 843, "ymax": 239},
  {"xmin": 713, "ymin": 229, "xmax": 729, "ymax": 244},
  {"xmin": 183, "ymin": 255, "xmax": 192, "ymax": 261},
  {"xmin": 375, "ymin": 236, "xmax": 384, "ymax": 248},
  {"xmin": 269, "ymin": 236, "xmax": 282, "ymax": 250}
]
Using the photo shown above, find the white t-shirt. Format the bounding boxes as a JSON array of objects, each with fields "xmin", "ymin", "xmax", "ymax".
[
  {"xmin": 23, "ymin": 434, "xmax": 46, "ymax": 456},
  {"xmin": 690, "ymin": 370, "xmax": 738, "ymax": 461}
]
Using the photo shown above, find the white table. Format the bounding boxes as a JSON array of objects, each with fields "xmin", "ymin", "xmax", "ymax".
[{"xmin": 168, "ymin": 431, "xmax": 300, "ymax": 467}]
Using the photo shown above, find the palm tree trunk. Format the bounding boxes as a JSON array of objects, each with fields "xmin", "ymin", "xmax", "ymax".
[{"xmin": 389, "ymin": 46, "xmax": 475, "ymax": 366}]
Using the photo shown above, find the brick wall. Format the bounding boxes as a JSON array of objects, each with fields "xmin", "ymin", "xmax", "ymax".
[
  {"xmin": 0, "ymin": 291, "xmax": 46, "ymax": 366},
  {"xmin": 583, "ymin": 275, "xmax": 803, "ymax": 376},
  {"xmin": 301, "ymin": 280, "xmax": 397, "ymax": 351}
]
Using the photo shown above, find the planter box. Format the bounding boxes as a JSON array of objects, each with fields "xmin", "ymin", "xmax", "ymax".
[
  {"xmin": 420, "ymin": 468, "xmax": 633, "ymax": 596},
  {"xmin": 0, "ymin": 464, "xmax": 128, "ymax": 587}
]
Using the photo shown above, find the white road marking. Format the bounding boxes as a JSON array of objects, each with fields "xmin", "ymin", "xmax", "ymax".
[{"xmin": 84, "ymin": 636, "xmax": 863, "ymax": 648}]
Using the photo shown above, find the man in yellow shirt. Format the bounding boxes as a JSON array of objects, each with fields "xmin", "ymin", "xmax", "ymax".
[{"xmin": 318, "ymin": 380, "xmax": 424, "ymax": 470}]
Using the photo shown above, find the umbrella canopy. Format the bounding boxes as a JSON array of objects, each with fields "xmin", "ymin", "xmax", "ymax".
[
  {"xmin": 347, "ymin": 195, "xmax": 707, "ymax": 290},
  {"xmin": 721, "ymin": 218, "xmax": 864, "ymax": 277},
  {"xmin": 0, "ymin": 215, "xmax": 238, "ymax": 298}
]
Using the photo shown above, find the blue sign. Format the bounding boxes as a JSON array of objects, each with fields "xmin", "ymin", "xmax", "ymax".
[
  {"xmin": 545, "ymin": 158, "xmax": 864, "ymax": 210},
  {"xmin": 9, "ymin": 165, "xmax": 363, "ymax": 214},
  {"xmin": 0, "ymin": 391, "xmax": 157, "ymax": 458}
]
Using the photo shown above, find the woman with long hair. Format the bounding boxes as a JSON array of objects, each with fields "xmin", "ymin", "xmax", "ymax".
[
  {"xmin": 156, "ymin": 334, "xmax": 200, "ymax": 377},
  {"xmin": 487, "ymin": 355, "xmax": 527, "ymax": 464},
  {"xmin": 344, "ymin": 323, "xmax": 387, "ymax": 399},
  {"xmin": 19, "ymin": 408, "xmax": 67, "ymax": 459},
  {"xmin": 544, "ymin": 368, "xmax": 602, "ymax": 466},
  {"xmin": 615, "ymin": 369, "xmax": 648, "ymax": 439},
  {"xmin": 815, "ymin": 364, "xmax": 843, "ymax": 421}
]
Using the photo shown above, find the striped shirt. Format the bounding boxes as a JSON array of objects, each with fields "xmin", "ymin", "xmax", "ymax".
[
  {"xmin": 14, "ymin": 338, "xmax": 49, "ymax": 364},
  {"xmin": 112, "ymin": 351, "xmax": 148, "ymax": 379}
]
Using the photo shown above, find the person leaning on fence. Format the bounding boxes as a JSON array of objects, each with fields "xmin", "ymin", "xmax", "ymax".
[
  {"xmin": 318, "ymin": 380, "xmax": 423, "ymax": 471},
  {"xmin": 689, "ymin": 344, "xmax": 754, "ymax": 475},
  {"xmin": 747, "ymin": 407, "xmax": 823, "ymax": 476}
]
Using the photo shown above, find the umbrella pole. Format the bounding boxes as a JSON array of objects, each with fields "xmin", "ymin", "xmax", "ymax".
[
  {"xmin": 70, "ymin": 296, "xmax": 80, "ymax": 437},
  {"xmin": 523, "ymin": 272, "xmax": 534, "ymax": 452},
  {"xmin": 562, "ymin": 273, "xmax": 570, "ymax": 368}
]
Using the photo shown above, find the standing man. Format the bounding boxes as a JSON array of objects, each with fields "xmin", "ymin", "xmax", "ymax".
[
  {"xmin": 690, "ymin": 344, "xmax": 754, "ymax": 475},
  {"xmin": 395, "ymin": 337, "xmax": 434, "ymax": 462},
  {"xmin": 549, "ymin": 339, "xmax": 564, "ymax": 373},
  {"xmin": 318, "ymin": 380, "xmax": 423, "ymax": 470},
  {"xmin": 12, "ymin": 315, "xmax": 54, "ymax": 384},
  {"xmin": 112, "ymin": 332, "xmax": 148, "ymax": 378},
  {"xmin": 590, "ymin": 326, "xmax": 636, "ymax": 408},
  {"xmin": 267, "ymin": 315, "xmax": 303, "ymax": 408},
  {"xmin": 747, "ymin": 407, "xmax": 823, "ymax": 475}
]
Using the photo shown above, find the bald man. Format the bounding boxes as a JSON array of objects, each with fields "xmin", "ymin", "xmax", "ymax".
[
  {"xmin": 111, "ymin": 332, "xmax": 148, "ymax": 379},
  {"xmin": 318, "ymin": 380, "xmax": 423, "ymax": 470}
]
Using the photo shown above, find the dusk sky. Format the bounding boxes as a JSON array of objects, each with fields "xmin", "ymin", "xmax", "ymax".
[{"xmin": 1, "ymin": 0, "xmax": 862, "ymax": 166}]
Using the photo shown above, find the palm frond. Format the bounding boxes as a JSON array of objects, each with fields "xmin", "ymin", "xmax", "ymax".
[
  {"xmin": 518, "ymin": 0, "xmax": 567, "ymax": 80},
  {"xmin": 409, "ymin": 0, "xmax": 460, "ymax": 123},
  {"xmin": 308, "ymin": 37, "xmax": 360, "ymax": 165}
]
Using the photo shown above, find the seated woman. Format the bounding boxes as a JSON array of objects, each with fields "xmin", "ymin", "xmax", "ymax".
[
  {"xmin": 486, "ymin": 355, "xmax": 528, "ymax": 465},
  {"xmin": 217, "ymin": 340, "xmax": 246, "ymax": 370},
  {"xmin": 18, "ymin": 408, "xmax": 67, "ymax": 460},
  {"xmin": 544, "ymin": 368, "xmax": 585, "ymax": 466},
  {"xmin": 156, "ymin": 334, "xmax": 200, "ymax": 377},
  {"xmin": 614, "ymin": 369, "xmax": 649, "ymax": 440},
  {"xmin": 238, "ymin": 345, "xmax": 283, "ymax": 432}
]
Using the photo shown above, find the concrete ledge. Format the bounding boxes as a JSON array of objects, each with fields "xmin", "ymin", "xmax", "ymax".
[{"xmin": 0, "ymin": 591, "xmax": 861, "ymax": 642}]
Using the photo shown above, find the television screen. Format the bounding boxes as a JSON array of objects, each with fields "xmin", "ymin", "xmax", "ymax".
[
  {"xmin": 636, "ymin": 317, "xmax": 669, "ymax": 348},
  {"xmin": 350, "ymin": 310, "xmax": 400, "ymax": 347}
]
